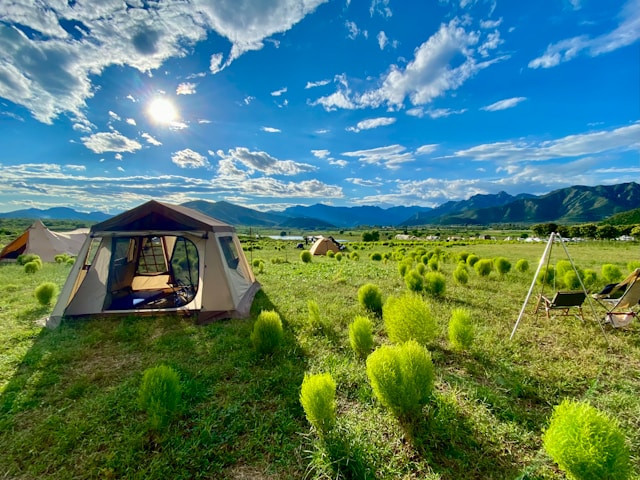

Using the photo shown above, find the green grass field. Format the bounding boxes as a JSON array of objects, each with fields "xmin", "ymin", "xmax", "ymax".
[{"xmin": 1, "ymin": 239, "xmax": 639, "ymax": 479}]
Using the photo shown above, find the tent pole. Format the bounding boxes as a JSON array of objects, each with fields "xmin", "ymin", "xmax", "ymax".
[{"xmin": 510, "ymin": 232, "xmax": 555, "ymax": 340}]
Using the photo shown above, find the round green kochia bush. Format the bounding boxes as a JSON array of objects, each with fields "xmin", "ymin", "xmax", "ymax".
[
  {"xmin": 474, "ymin": 259, "xmax": 493, "ymax": 277},
  {"xmin": 493, "ymin": 257, "xmax": 511, "ymax": 276},
  {"xmin": 466, "ymin": 254, "xmax": 479, "ymax": 267},
  {"xmin": 457, "ymin": 251, "xmax": 470, "ymax": 263},
  {"xmin": 453, "ymin": 265, "xmax": 469, "ymax": 285},
  {"xmin": 54, "ymin": 253, "xmax": 71, "ymax": 263},
  {"xmin": 335, "ymin": 252, "xmax": 343, "ymax": 262},
  {"xmin": 581, "ymin": 269, "xmax": 597, "ymax": 288},
  {"xmin": 427, "ymin": 257, "xmax": 439, "ymax": 271},
  {"xmin": 349, "ymin": 315, "xmax": 374, "ymax": 358},
  {"xmin": 370, "ymin": 252, "xmax": 383, "ymax": 261},
  {"xmin": 420, "ymin": 254, "xmax": 430, "ymax": 265},
  {"xmin": 448, "ymin": 308, "xmax": 474, "ymax": 351},
  {"xmin": 383, "ymin": 293, "xmax": 438, "ymax": 345},
  {"xmin": 404, "ymin": 270, "xmax": 424, "ymax": 293},
  {"xmin": 34, "ymin": 282, "xmax": 58, "ymax": 306},
  {"xmin": 17, "ymin": 254, "xmax": 42, "ymax": 266},
  {"xmin": 555, "ymin": 260, "xmax": 573, "ymax": 279},
  {"xmin": 358, "ymin": 283, "xmax": 383, "ymax": 315},
  {"xmin": 627, "ymin": 260, "xmax": 640, "ymax": 271},
  {"xmin": 416, "ymin": 263, "xmax": 426, "ymax": 275},
  {"xmin": 424, "ymin": 272, "xmax": 446, "ymax": 297},
  {"xmin": 300, "ymin": 251, "xmax": 312, "ymax": 263},
  {"xmin": 537, "ymin": 265, "xmax": 555, "ymax": 285},
  {"xmin": 366, "ymin": 340, "xmax": 435, "ymax": 419},
  {"xmin": 252, "ymin": 258, "xmax": 262, "ymax": 267},
  {"xmin": 543, "ymin": 399, "xmax": 631, "ymax": 480},
  {"xmin": 601, "ymin": 264, "xmax": 622, "ymax": 283},
  {"xmin": 300, "ymin": 372, "xmax": 336, "ymax": 435},
  {"xmin": 24, "ymin": 261, "xmax": 41, "ymax": 274},
  {"xmin": 398, "ymin": 260, "xmax": 412, "ymax": 278},
  {"xmin": 349, "ymin": 251, "xmax": 359, "ymax": 261},
  {"xmin": 563, "ymin": 271, "xmax": 582, "ymax": 289},
  {"xmin": 250, "ymin": 310, "xmax": 284, "ymax": 355},
  {"xmin": 138, "ymin": 365, "xmax": 181, "ymax": 431},
  {"xmin": 515, "ymin": 258, "xmax": 529, "ymax": 273},
  {"xmin": 326, "ymin": 250, "xmax": 335, "ymax": 258}
]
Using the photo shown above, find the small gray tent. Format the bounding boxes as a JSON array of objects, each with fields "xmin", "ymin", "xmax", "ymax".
[
  {"xmin": 48, "ymin": 200, "xmax": 259, "ymax": 328},
  {"xmin": 0, "ymin": 220, "xmax": 88, "ymax": 262}
]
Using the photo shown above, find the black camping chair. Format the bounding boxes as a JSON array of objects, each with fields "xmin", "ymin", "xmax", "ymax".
[{"xmin": 535, "ymin": 290, "xmax": 587, "ymax": 322}]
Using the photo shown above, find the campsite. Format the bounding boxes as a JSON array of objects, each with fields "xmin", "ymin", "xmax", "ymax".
[{"xmin": 1, "ymin": 227, "xmax": 638, "ymax": 479}]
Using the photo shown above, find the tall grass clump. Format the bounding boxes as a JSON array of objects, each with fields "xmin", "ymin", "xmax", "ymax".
[
  {"xmin": 515, "ymin": 258, "xmax": 529, "ymax": 273},
  {"xmin": 601, "ymin": 264, "xmax": 622, "ymax": 283},
  {"xmin": 493, "ymin": 257, "xmax": 511, "ymax": 277},
  {"xmin": 474, "ymin": 259, "xmax": 493, "ymax": 277},
  {"xmin": 349, "ymin": 316, "xmax": 374, "ymax": 358},
  {"xmin": 453, "ymin": 265, "xmax": 469, "ymax": 285},
  {"xmin": 383, "ymin": 293, "xmax": 437, "ymax": 345},
  {"xmin": 466, "ymin": 254, "xmax": 479, "ymax": 267},
  {"xmin": 424, "ymin": 272, "xmax": 446, "ymax": 297},
  {"xmin": 542, "ymin": 399, "xmax": 631, "ymax": 480},
  {"xmin": 250, "ymin": 310, "xmax": 284, "ymax": 355},
  {"xmin": 358, "ymin": 283, "xmax": 383, "ymax": 315},
  {"xmin": 448, "ymin": 308, "xmax": 474, "ymax": 351},
  {"xmin": 404, "ymin": 270, "xmax": 424, "ymax": 293},
  {"xmin": 300, "ymin": 373, "xmax": 336, "ymax": 435},
  {"xmin": 416, "ymin": 263, "xmax": 426, "ymax": 275},
  {"xmin": 366, "ymin": 341, "xmax": 434, "ymax": 420},
  {"xmin": 24, "ymin": 261, "xmax": 41, "ymax": 274},
  {"xmin": 308, "ymin": 299, "xmax": 329, "ymax": 332},
  {"xmin": 300, "ymin": 251, "xmax": 313, "ymax": 263},
  {"xmin": 138, "ymin": 365, "xmax": 181, "ymax": 431},
  {"xmin": 34, "ymin": 282, "xmax": 58, "ymax": 306}
]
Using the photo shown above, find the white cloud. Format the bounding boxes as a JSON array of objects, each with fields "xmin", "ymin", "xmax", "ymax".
[
  {"xmin": 480, "ymin": 18, "xmax": 502, "ymax": 29},
  {"xmin": 305, "ymin": 79, "xmax": 330, "ymax": 89},
  {"xmin": 370, "ymin": 0, "xmax": 392, "ymax": 17},
  {"xmin": 346, "ymin": 21, "xmax": 367, "ymax": 39},
  {"xmin": 171, "ymin": 148, "xmax": 210, "ymax": 168},
  {"xmin": 261, "ymin": 126, "xmax": 281, "ymax": 133},
  {"xmin": 347, "ymin": 177, "xmax": 383, "ymax": 187},
  {"xmin": 342, "ymin": 144, "xmax": 414, "ymax": 169},
  {"xmin": 406, "ymin": 107, "xmax": 467, "ymax": 118},
  {"xmin": 141, "ymin": 132, "xmax": 162, "ymax": 146},
  {"xmin": 108, "ymin": 111, "xmax": 121, "ymax": 122},
  {"xmin": 377, "ymin": 31, "xmax": 388, "ymax": 50},
  {"xmin": 329, "ymin": 158, "xmax": 348, "ymax": 167},
  {"xmin": 126, "ymin": 95, "xmax": 137, "ymax": 102},
  {"xmin": 346, "ymin": 116, "xmax": 396, "ymax": 132},
  {"xmin": 243, "ymin": 95, "xmax": 255, "ymax": 105},
  {"xmin": 311, "ymin": 149, "xmax": 330, "ymax": 159},
  {"xmin": 219, "ymin": 147, "xmax": 317, "ymax": 175},
  {"xmin": 210, "ymin": 53, "xmax": 224, "ymax": 74},
  {"xmin": 271, "ymin": 87, "xmax": 288, "ymax": 96},
  {"xmin": 82, "ymin": 131, "xmax": 142, "ymax": 154},
  {"xmin": 416, "ymin": 144, "xmax": 438, "ymax": 155},
  {"xmin": 115, "ymin": 153, "xmax": 123, "ymax": 161},
  {"xmin": 117, "ymin": 166, "xmax": 125, "ymax": 172},
  {"xmin": 65, "ymin": 164, "xmax": 86, "ymax": 171},
  {"xmin": 529, "ymin": 0, "xmax": 640, "ymax": 68},
  {"xmin": 481, "ymin": 96, "xmax": 527, "ymax": 111},
  {"xmin": 126, "ymin": 118, "xmax": 137, "ymax": 125},
  {"xmin": 176, "ymin": 82, "xmax": 197, "ymax": 95},
  {"xmin": 198, "ymin": 119, "xmax": 211, "ymax": 124},
  {"xmin": 315, "ymin": 128, "xmax": 330, "ymax": 134}
]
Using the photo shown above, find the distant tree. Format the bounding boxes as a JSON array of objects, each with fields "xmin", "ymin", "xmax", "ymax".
[
  {"xmin": 579, "ymin": 224, "xmax": 597, "ymax": 238},
  {"xmin": 532, "ymin": 223, "xmax": 558, "ymax": 237},
  {"xmin": 361, "ymin": 231, "xmax": 373, "ymax": 242},
  {"xmin": 557, "ymin": 225, "xmax": 570, "ymax": 238},
  {"xmin": 596, "ymin": 225, "xmax": 619, "ymax": 240},
  {"xmin": 280, "ymin": 231, "xmax": 287, "ymax": 237},
  {"xmin": 568, "ymin": 225, "xmax": 582, "ymax": 238},
  {"xmin": 631, "ymin": 225, "xmax": 640, "ymax": 237}
]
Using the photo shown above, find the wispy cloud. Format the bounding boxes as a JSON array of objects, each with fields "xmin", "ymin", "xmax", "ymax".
[
  {"xmin": 346, "ymin": 117, "xmax": 396, "ymax": 132},
  {"xmin": 305, "ymin": 79, "xmax": 331, "ymax": 89},
  {"xmin": 261, "ymin": 126, "xmax": 281, "ymax": 133},
  {"xmin": 347, "ymin": 177, "xmax": 384, "ymax": 187},
  {"xmin": 311, "ymin": 149, "xmax": 330, "ymax": 159},
  {"xmin": 126, "ymin": 118, "xmax": 137, "ymax": 126},
  {"xmin": 481, "ymin": 97, "xmax": 527, "ymax": 111},
  {"xmin": 271, "ymin": 87, "xmax": 288, "ymax": 96},
  {"xmin": 141, "ymin": 133, "xmax": 162, "ymax": 146},
  {"xmin": 82, "ymin": 131, "xmax": 142, "ymax": 154},
  {"xmin": 342, "ymin": 144, "xmax": 414, "ymax": 169},
  {"xmin": 406, "ymin": 107, "xmax": 467, "ymax": 118},
  {"xmin": 171, "ymin": 148, "xmax": 210, "ymax": 168},
  {"xmin": 176, "ymin": 82, "xmax": 197, "ymax": 95},
  {"xmin": 218, "ymin": 147, "xmax": 317, "ymax": 176}
]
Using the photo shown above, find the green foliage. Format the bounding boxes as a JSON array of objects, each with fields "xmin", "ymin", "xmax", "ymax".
[
  {"xmin": 138, "ymin": 365, "xmax": 181, "ymax": 431},
  {"xmin": 349, "ymin": 251, "xmax": 359, "ymax": 261},
  {"xmin": 420, "ymin": 254, "xmax": 430, "ymax": 265},
  {"xmin": 383, "ymin": 293, "xmax": 438, "ymax": 345},
  {"xmin": 474, "ymin": 259, "xmax": 493, "ymax": 277},
  {"xmin": 54, "ymin": 253, "xmax": 72, "ymax": 263},
  {"xmin": 427, "ymin": 257, "xmax": 439, "ymax": 271},
  {"xmin": 17, "ymin": 254, "xmax": 42, "ymax": 266},
  {"xmin": 581, "ymin": 269, "xmax": 597, "ymax": 288},
  {"xmin": 466, "ymin": 254, "xmax": 479, "ymax": 267},
  {"xmin": 23, "ymin": 261, "xmax": 40, "ymax": 274},
  {"xmin": 543, "ymin": 399, "xmax": 631, "ymax": 480},
  {"xmin": 250, "ymin": 310, "xmax": 284, "ymax": 355},
  {"xmin": 358, "ymin": 283, "xmax": 383, "ymax": 315},
  {"xmin": 493, "ymin": 257, "xmax": 511, "ymax": 276},
  {"xmin": 252, "ymin": 258, "xmax": 262, "ymax": 267},
  {"xmin": 424, "ymin": 272, "xmax": 446, "ymax": 297},
  {"xmin": 555, "ymin": 260, "xmax": 573, "ymax": 279},
  {"xmin": 361, "ymin": 230, "xmax": 380, "ymax": 242},
  {"xmin": 326, "ymin": 250, "xmax": 335, "ymax": 258},
  {"xmin": 366, "ymin": 340, "xmax": 435, "ymax": 419},
  {"xmin": 349, "ymin": 315, "xmax": 374, "ymax": 358},
  {"xmin": 627, "ymin": 260, "xmax": 640, "ymax": 271},
  {"xmin": 335, "ymin": 252, "xmax": 343, "ymax": 262},
  {"xmin": 307, "ymin": 299, "xmax": 325, "ymax": 331},
  {"xmin": 369, "ymin": 252, "xmax": 383, "ymax": 261},
  {"xmin": 398, "ymin": 260, "xmax": 411, "ymax": 277},
  {"xmin": 563, "ymin": 271, "xmax": 582, "ymax": 290},
  {"xmin": 300, "ymin": 250, "xmax": 312, "ymax": 263},
  {"xmin": 300, "ymin": 373, "xmax": 336, "ymax": 435},
  {"xmin": 457, "ymin": 251, "xmax": 470, "ymax": 263},
  {"xmin": 66, "ymin": 258, "xmax": 75, "ymax": 265},
  {"xmin": 415, "ymin": 263, "xmax": 426, "ymax": 275},
  {"xmin": 34, "ymin": 282, "xmax": 58, "ymax": 306},
  {"xmin": 601, "ymin": 264, "xmax": 622, "ymax": 283},
  {"xmin": 448, "ymin": 308, "xmax": 474, "ymax": 351},
  {"xmin": 537, "ymin": 265, "xmax": 555, "ymax": 286},
  {"xmin": 453, "ymin": 265, "xmax": 469, "ymax": 285},
  {"xmin": 404, "ymin": 269, "xmax": 424, "ymax": 293},
  {"xmin": 515, "ymin": 258, "xmax": 529, "ymax": 273}
]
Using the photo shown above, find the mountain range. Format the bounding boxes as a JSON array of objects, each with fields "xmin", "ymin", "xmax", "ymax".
[{"xmin": 1, "ymin": 182, "xmax": 638, "ymax": 228}]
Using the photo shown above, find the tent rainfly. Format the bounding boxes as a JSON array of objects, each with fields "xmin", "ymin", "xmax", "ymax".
[
  {"xmin": 47, "ymin": 200, "xmax": 259, "ymax": 328},
  {"xmin": 0, "ymin": 220, "xmax": 88, "ymax": 262},
  {"xmin": 309, "ymin": 236, "xmax": 342, "ymax": 256}
]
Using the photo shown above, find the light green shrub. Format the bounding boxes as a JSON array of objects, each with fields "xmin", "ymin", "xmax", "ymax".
[
  {"xmin": 370, "ymin": 252, "xmax": 383, "ymax": 261},
  {"xmin": 543, "ymin": 399, "xmax": 631, "ymax": 480},
  {"xmin": 416, "ymin": 263, "xmax": 426, "ymax": 275},
  {"xmin": 24, "ymin": 261, "xmax": 40, "ymax": 274},
  {"xmin": 457, "ymin": 251, "xmax": 470, "ymax": 263},
  {"xmin": 300, "ymin": 251, "xmax": 312, "ymax": 263},
  {"xmin": 398, "ymin": 260, "xmax": 411, "ymax": 277},
  {"xmin": 627, "ymin": 260, "xmax": 640, "ymax": 271},
  {"xmin": 335, "ymin": 252, "xmax": 343, "ymax": 262},
  {"xmin": 493, "ymin": 257, "xmax": 511, "ymax": 276},
  {"xmin": 537, "ymin": 265, "xmax": 555, "ymax": 285},
  {"xmin": 17, "ymin": 254, "xmax": 42, "ymax": 266},
  {"xmin": 138, "ymin": 365, "xmax": 181, "ymax": 431},
  {"xmin": 453, "ymin": 265, "xmax": 469, "ymax": 285},
  {"xmin": 474, "ymin": 259, "xmax": 493, "ymax": 277},
  {"xmin": 252, "ymin": 258, "xmax": 262, "ymax": 267},
  {"xmin": 54, "ymin": 253, "xmax": 71, "ymax": 263},
  {"xmin": 601, "ymin": 264, "xmax": 622, "ymax": 283},
  {"xmin": 563, "ymin": 271, "xmax": 581, "ymax": 290},
  {"xmin": 515, "ymin": 258, "xmax": 529, "ymax": 273},
  {"xmin": 582, "ymin": 269, "xmax": 597, "ymax": 288},
  {"xmin": 358, "ymin": 283, "xmax": 383, "ymax": 315},
  {"xmin": 300, "ymin": 373, "xmax": 336, "ymax": 435},
  {"xmin": 308, "ymin": 299, "xmax": 328, "ymax": 331},
  {"xmin": 555, "ymin": 260, "xmax": 573, "ymax": 279},
  {"xmin": 250, "ymin": 310, "xmax": 284, "ymax": 355},
  {"xmin": 66, "ymin": 258, "xmax": 75, "ymax": 265},
  {"xmin": 349, "ymin": 251, "xmax": 359, "ymax": 261},
  {"xmin": 34, "ymin": 282, "xmax": 58, "ymax": 306},
  {"xmin": 427, "ymin": 257, "xmax": 439, "ymax": 271},
  {"xmin": 404, "ymin": 270, "xmax": 424, "ymax": 293},
  {"xmin": 349, "ymin": 315, "xmax": 374, "ymax": 358},
  {"xmin": 466, "ymin": 254, "xmax": 479, "ymax": 267},
  {"xmin": 383, "ymin": 293, "xmax": 437, "ymax": 345},
  {"xmin": 448, "ymin": 308, "xmax": 474, "ymax": 351},
  {"xmin": 424, "ymin": 272, "xmax": 446, "ymax": 297},
  {"xmin": 366, "ymin": 341, "xmax": 435, "ymax": 419},
  {"xmin": 420, "ymin": 254, "xmax": 430, "ymax": 265},
  {"xmin": 326, "ymin": 250, "xmax": 335, "ymax": 258}
]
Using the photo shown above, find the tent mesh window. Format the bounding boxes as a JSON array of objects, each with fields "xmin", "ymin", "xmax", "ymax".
[
  {"xmin": 137, "ymin": 237, "xmax": 168, "ymax": 274},
  {"xmin": 219, "ymin": 236, "xmax": 240, "ymax": 269}
]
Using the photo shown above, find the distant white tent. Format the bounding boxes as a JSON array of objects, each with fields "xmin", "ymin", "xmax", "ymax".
[
  {"xmin": 0, "ymin": 220, "xmax": 88, "ymax": 262},
  {"xmin": 48, "ymin": 200, "xmax": 259, "ymax": 328}
]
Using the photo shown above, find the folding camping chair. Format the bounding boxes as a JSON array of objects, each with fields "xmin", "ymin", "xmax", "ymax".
[
  {"xmin": 535, "ymin": 290, "xmax": 586, "ymax": 322},
  {"xmin": 593, "ymin": 269, "xmax": 640, "ymax": 327}
]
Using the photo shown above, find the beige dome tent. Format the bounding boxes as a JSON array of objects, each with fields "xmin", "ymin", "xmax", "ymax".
[
  {"xmin": 0, "ymin": 220, "xmax": 88, "ymax": 262},
  {"xmin": 47, "ymin": 200, "xmax": 259, "ymax": 328},
  {"xmin": 309, "ymin": 236, "xmax": 341, "ymax": 255}
]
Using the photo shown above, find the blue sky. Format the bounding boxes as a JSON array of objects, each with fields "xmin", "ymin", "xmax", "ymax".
[{"xmin": 0, "ymin": 0, "xmax": 638, "ymax": 214}]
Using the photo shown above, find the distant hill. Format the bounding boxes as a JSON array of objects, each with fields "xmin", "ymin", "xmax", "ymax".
[
  {"xmin": 430, "ymin": 182, "xmax": 640, "ymax": 225},
  {"xmin": 181, "ymin": 200, "xmax": 288, "ymax": 227},
  {"xmin": 279, "ymin": 217, "xmax": 336, "ymax": 229},
  {"xmin": 600, "ymin": 207, "xmax": 640, "ymax": 225},
  {"xmin": 0, "ymin": 207, "xmax": 111, "ymax": 222},
  {"xmin": 280, "ymin": 204, "xmax": 430, "ymax": 228}
]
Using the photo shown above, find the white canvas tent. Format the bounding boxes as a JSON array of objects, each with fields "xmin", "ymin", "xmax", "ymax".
[
  {"xmin": 0, "ymin": 220, "xmax": 88, "ymax": 262},
  {"xmin": 47, "ymin": 200, "xmax": 259, "ymax": 328}
]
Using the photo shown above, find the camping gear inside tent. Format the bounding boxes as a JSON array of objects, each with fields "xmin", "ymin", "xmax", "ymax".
[
  {"xmin": 0, "ymin": 220, "xmax": 88, "ymax": 262},
  {"xmin": 47, "ymin": 200, "xmax": 259, "ymax": 328},
  {"xmin": 309, "ymin": 236, "xmax": 342, "ymax": 255}
]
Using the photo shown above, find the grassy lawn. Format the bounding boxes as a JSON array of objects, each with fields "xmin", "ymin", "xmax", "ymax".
[{"xmin": 1, "ymin": 240, "xmax": 639, "ymax": 479}]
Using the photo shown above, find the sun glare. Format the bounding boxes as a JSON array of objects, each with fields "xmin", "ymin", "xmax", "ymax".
[{"xmin": 147, "ymin": 97, "xmax": 178, "ymax": 125}]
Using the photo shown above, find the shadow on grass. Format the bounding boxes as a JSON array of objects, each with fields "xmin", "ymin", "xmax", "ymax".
[{"xmin": 0, "ymin": 290, "xmax": 311, "ymax": 479}]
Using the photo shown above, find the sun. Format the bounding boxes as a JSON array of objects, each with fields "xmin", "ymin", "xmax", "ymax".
[{"xmin": 146, "ymin": 97, "xmax": 178, "ymax": 125}]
